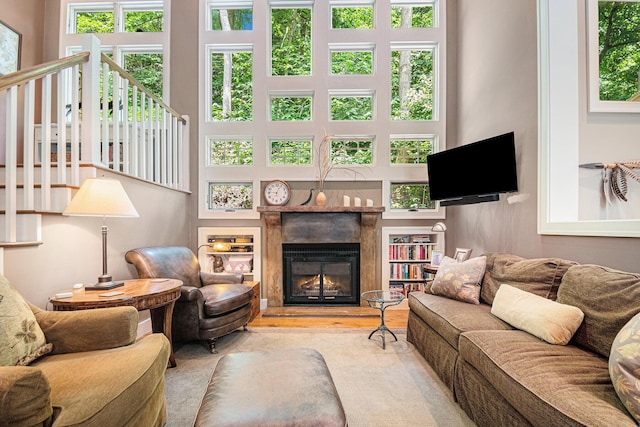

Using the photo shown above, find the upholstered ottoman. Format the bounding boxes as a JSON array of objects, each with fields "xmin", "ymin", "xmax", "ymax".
[{"xmin": 195, "ymin": 348, "xmax": 348, "ymax": 427}]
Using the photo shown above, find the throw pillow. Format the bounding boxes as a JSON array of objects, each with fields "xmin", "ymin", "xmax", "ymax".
[
  {"xmin": 491, "ymin": 284, "xmax": 584, "ymax": 345},
  {"xmin": 610, "ymin": 312, "xmax": 640, "ymax": 423},
  {"xmin": 429, "ymin": 256, "xmax": 486, "ymax": 304},
  {"xmin": 0, "ymin": 275, "xmax": 52, "ymax": 366}
]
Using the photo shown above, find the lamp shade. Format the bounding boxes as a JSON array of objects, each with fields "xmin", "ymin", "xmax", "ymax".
[{"xmin": 63, "ymin": 177, "xmax": 139, "ymax": 217}]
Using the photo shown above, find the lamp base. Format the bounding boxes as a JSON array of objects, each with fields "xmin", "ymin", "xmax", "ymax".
[{"xmin": 85, "ymin": 281, "xmax": 125, "ymax": 291}]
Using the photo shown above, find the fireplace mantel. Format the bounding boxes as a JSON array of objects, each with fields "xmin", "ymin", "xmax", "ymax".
[
  {"xmin": 259, "ymin": 206, "xmax": 383, "ymax": 307},
  {"xmin": 257, "ymin": 206, "xmax": 385, "ymax": 213}
]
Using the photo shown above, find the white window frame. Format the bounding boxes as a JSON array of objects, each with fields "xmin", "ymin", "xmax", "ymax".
[{"xmin": 199, "ymin": 0, "xmax": 446, "ymax": 219}]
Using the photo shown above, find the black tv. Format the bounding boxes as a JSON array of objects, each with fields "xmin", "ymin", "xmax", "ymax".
[{"xmin": 427, "ymin": 132, "xmax": 518, "ymax": 206}]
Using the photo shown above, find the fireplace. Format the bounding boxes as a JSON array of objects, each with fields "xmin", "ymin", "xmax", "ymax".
[{"xmin": 283, "ymin": 243, "xmax": 360, "ymax": 305}]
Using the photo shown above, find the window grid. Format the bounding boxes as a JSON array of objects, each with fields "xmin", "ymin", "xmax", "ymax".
[
  {"xmin": 208, "ymin": 138, "xmax": 253, "ymax": 166},
  {"xmin": 270, "ymin": 139, "xmax": 313, "ymax": 165},
  {"xmin": 199, "ymin": 0, "xmax": 446, "ymax": 219},
  {"xmin": 390, "ymin": 138, "xmax": 433, "ymax": 164}
]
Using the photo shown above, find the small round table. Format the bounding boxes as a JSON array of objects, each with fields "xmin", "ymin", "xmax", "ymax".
[{"xmin": 361, "ymin": 290, "xmax": 405, "ymax": 349}]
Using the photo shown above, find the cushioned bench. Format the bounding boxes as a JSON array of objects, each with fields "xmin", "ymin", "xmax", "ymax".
[{"xmin": 195, "ymin": 348, "xmax": 348, "ymax": 427}]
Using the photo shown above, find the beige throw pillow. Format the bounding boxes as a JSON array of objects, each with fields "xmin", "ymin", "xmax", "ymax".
[
  {"xmin": 430, "ymin": 256, "xmax": 486, "ymax": 304},
  {"xmin": 491, "ymin": 284, "xmax": 584, "ymax": 345},
  {"xmin": 0, "ymin": 276, "xmax": 52, "ymax": 366}
]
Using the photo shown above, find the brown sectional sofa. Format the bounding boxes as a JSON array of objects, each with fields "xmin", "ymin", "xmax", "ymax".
[{"xmin": 407, "ymin": 253, "xmax": 640, "ymax": 426}]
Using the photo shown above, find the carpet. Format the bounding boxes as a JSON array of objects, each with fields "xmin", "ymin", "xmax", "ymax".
[{"xmin": 165, "ymin": 327, "xmax": 475, "ymax": 427}]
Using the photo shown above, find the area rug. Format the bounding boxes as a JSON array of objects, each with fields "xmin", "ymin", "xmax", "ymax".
[{"xmin": 164, "ymin": 327, "xmax": 475, "ymax": 427}]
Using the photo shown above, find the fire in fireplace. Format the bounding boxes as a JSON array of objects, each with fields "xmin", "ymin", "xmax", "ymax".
[{"xmin": 283, "ymin": 243, "xmax": 360, "ymax": 305}]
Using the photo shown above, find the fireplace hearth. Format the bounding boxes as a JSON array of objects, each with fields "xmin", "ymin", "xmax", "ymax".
[{"xmin": 283, "ymin": 243, "xmax": 360, "ymax": 305}]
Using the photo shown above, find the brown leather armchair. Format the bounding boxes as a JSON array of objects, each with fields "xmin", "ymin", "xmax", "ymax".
[{"xmin": 125, "ymin": 246, "xmax": 254, "ymax": 353}]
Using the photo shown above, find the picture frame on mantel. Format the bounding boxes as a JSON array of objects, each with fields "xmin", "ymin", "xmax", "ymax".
[{"xmin": 0, "ymin": 20, "xmax": 21, "ymax": 77}]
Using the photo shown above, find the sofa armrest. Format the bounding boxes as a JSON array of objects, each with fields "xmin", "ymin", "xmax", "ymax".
[
  {"xmin": 200, "ymin": 271, "xmax": 244, "ymax": 285},
  {"xmin": 0, "ymin": 366, "xmax": 52, "ymax": 426},
  {"xmin": 180, "ymin": 285, "xmax": 204, "ymax": 302},
  {"xmin": 31, "ymin": 304, "xmax": 138, "ymax": 354}
]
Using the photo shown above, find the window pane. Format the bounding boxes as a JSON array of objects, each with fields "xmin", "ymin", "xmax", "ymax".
[
  {"xmin": 75, "ymin": 11, "xmax": 114, "ymax": 33},
  {"xmin": 123, "ymin": 53, "xmax": 163, "ymax": 98},
  {"xmin": 391, "ymin": 6, "xmax": 433, "ymax": 28},
  {"xmin": 390, "ymin": 183, "xmax": 435, "ymax": 209},
  {"xmin": 271, "ymin": 8, "xmax": 311, "ymax": 76},
  {"xmin": 211, "ymin": 51, "xmax": 253, "ymax": 121},
  {"xmin": 391, "ymin": 49, "xmax": 433, "ymax": 120},
  {"xmin": 208, "ymin": 139, "xmax": 253, "ymax": 166},
  {"xmin": 209, "ymin": 183, "xmax": 253, "ymax": 210},
  {"xmin": 390, "ymin": 138, "xmax": 433, "ymax": 164},
  {"xmin": 597, "ymin": 1, "xmax": 640, "ymax": 101},
  {"xmin": 331, "ymin": 51, "xmax": 373, "ymax": 75},
  {"xmin": 331, "ymin": 96, "xmax": 373, "ymax": 120},
  {"xmin": 331, "ymin": 139, "xmax": 373, "ymax": 165},
  {"xmin": 271, "ymin": 96, "xmax": 312, "ymax": 121},
  {"xmin": 270, "ymin": 140, "xmax": 313, "ymax": 165},
  {"xmin": 211, "ymin": 8, "xmax": 253, "ymax": 30},
  {"xmin": 332, "ymin": 7, "xmax": 373, "ymax": 29},
  {"xmin": 124, "ymin": 11, "xmax": 163, "ymax": 32}
]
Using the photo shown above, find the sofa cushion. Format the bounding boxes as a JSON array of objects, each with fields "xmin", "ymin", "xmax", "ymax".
[
  {"xmin": 0, "ymin": 276, "xmax": 52, "ymax": 366},
  {"xmin": 408, "ymin": 292, "xmax": 512, "ymax": 350},
  {"xmin": 430, "ymin": 256, "xmax": 486, "ymax": 304},
  {"xmin": 491, "ymin": 284, "xmax": 584, "ymax": 345},
  {"xmin": 458, "ymin": 330, "xmax": 636, "ymax": 426},
  {"xmin": 33, "ymin": 333, "xmax": 169, "ymax": 426},
  {"xmin": 481, "ymin": 253, "xmax": 576, "ymax": 305},
  {"xmin": 610, "ymin": 311, "xmax": 640, "ymax": 423},
  {"xmin": 202, "ymin": 283, "xmax": 253, "ymax": 317},
  {"xmin": 557, "ymin": 265, "xmax": 640, "ymax": 358}
]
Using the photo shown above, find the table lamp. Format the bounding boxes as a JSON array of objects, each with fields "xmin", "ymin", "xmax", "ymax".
[{"xmin": 63, "ymin": 177, "xmax": 139, "ymax": 287}]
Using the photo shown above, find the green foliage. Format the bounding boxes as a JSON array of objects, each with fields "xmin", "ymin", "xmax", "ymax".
[
  {"xmin": 598, "ymin": 1, "xmax": 640, "ymax": 100},
  {"xmin": 390, "ymin": 183, "xmax": 435, "ymax": 209},
  {"xmin": 271, "ymin": 140, "xmax": 313, "ymax": 165},
  {"xmin": 390, "ymin": 140, "xmax": 433, "ymax": 164},
  {"xmin": 391, "ymin": 6, "xmax": 433, "ymax": 28},
  {"xmin": 76, "ymin": 12, "xmax": 114, "ymax": 33},
  {"xmin": 331, "ymin": 51, "xmax": 373, "ymax": 75},
  {"xmin": 271, "ymin": 8, "xmax": 311, "ymax": 76},
  {"xmin": 332, "ymin": 7, "xmax": 373, "ymax": 29},
  {"xmin": 211, "ymin": 8, "xmax": 253, "ymax": 30},
  {"xmin": 271, "ymin": 97, "xmax": 312, "ymax": 121},
  {"xmin": 124, "ymin": 53, "xmax": 163, "ymax": 98},
  {"xmin": 209, "ymin": 140, "xmax": 253, "ymax": 165},
  {"xmin": 391, "ymin": 50, "xmax": 433, "ymax": 120},
  {"xmin": 331, "ymin": 140, "xmax": 373, "ymax": 165},
  {"xmin": 331, "ymin": 96, "xmax": 373, "ymax": 120},
  {"xmin": 124, "ymin": 11, "xmax": 163, "ymax": 32},
  {"xmin": 211, "ymin": 52, "xmax": 253, "ymax": 121}
]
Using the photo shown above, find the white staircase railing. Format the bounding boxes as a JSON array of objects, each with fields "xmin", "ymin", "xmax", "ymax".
[{"xmin": 0, "ymin": 34, "xmax": 189, "ymax": 244}]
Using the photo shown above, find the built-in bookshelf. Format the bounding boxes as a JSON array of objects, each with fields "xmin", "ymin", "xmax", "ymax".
[
  {"xmin": 197, "ymin": 227, "xmax": 261, "ymax": 284},
  {"xmin": 382, "ymin": 227, "xmax": 445, "ymax": 301}
]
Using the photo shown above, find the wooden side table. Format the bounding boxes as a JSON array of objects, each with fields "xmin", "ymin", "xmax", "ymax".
[{"xmin": 50, "ymin": 278, "xmax": 182, "ymax": 368}]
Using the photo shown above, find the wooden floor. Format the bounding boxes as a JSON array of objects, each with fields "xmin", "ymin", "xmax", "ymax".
[{"xmin": 248, "ymin": 306, "xmax": 410, "ymax": 329}]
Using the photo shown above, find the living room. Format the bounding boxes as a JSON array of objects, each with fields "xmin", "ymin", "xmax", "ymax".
[{"xmin": 2, "ymin": 0, "xmax": 640, "ymax": 425}]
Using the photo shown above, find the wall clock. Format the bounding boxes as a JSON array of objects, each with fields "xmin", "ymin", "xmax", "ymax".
[{"xmin": 263, "ymin": 180, "xmax": 291, "ymax": 206}]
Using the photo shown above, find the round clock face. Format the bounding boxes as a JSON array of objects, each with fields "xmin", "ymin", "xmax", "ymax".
[{"xmin": 263, "ymin": 180, "xmax": 291, "ymax": 206}]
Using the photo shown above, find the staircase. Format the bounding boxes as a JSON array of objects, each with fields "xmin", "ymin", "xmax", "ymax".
[{"xmin": 0, "ymin": 34, "xmax": 189, "ymax": 247}]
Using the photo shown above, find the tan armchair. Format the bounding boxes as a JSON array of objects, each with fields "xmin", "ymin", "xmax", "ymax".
[
  {"xmin": 1, "ymin": 305, "xmax": 170, "ymax": 426},
  {"xmin": 125, "ymin": 246, "xmax": 254, "ymax": 353}
]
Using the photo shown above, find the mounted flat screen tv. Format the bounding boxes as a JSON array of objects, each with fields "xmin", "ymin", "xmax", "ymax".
[{"xmin": 427, "ymin": 132, "xmax": 518, "ymax": 206}]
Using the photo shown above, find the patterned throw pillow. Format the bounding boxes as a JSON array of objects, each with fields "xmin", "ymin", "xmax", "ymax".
[
  {"xmin": 610, "ymin": 312, "xmax": 640, "ymax": 423},
  {"xmin": 430, "ymin": 256, "xmax": 487, "ymax": 304},
  {"xmin": 0, "ymin": 275, "xmax": 52, "ymax": 366}
]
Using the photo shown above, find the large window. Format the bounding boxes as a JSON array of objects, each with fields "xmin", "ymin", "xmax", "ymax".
[
  {"xmin": 61, "ymin": 0, "xmax": 170, "ymax": 102},
  {"xmin": 200, "ymin": 0, "xmax": 446, "ymax": 219}
]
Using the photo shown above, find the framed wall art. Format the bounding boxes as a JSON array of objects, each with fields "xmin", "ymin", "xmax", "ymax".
[{"xmin": 0, "ymin": 20, "xmax": 21, "ymax": 76}]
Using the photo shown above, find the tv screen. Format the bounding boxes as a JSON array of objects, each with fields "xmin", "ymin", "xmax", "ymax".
[{"xmin": 427, "ymin": 132, "xmax": 518, "ymax": 206}]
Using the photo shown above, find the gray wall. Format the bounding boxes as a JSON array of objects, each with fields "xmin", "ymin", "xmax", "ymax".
[{"xmin": 449, "ymin": 0, "xmax": 640, "ymax": 272}]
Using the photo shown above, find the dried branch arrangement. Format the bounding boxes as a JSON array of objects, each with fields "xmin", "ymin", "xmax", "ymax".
[{"xmin": 581, "ymin": 161, "xmax": 640, "ymax": 203}]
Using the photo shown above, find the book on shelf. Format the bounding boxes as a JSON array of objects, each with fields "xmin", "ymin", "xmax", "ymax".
[
  {"xmin": 389, "ymin": 263, "xmax": 435, "ymax": 280},
  {"xmin": 389, "ymin": 281, "xmax": 425, "ymax": 297}
]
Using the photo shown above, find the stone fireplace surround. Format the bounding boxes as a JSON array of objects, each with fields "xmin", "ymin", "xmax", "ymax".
[{"xmin": 257, "ymin": 206, "xmax": 384, "ymax": 307}]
